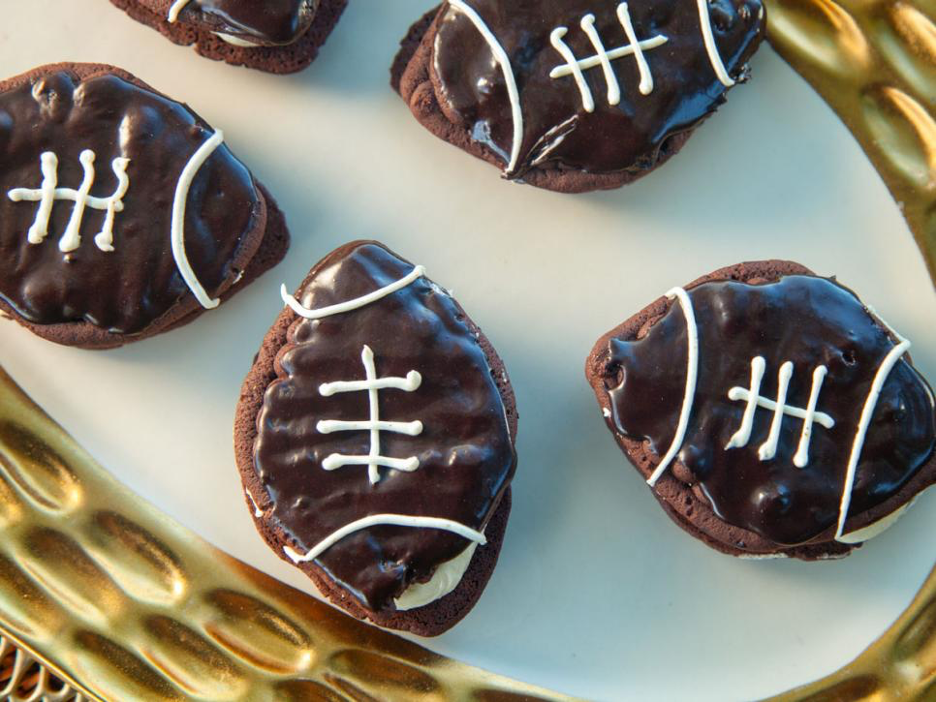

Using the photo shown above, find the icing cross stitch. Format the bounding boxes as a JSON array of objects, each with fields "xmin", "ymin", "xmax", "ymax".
[
  {"xmin": 549, "ymin": 3, "xmax": 668, "ymax": 111},
  {"xmin": 317, "ymin": 345, "xmax": 424, "ymax": 485},
  {"xmin": 8, "ymin": 150, "xmax": 130, "ymax": 254},
  {"xmin": 546, "ymin": 0, "xmax": 739, "ymax": 112},
  {"xmin": 725, "ymin": 357, "xmax": 835, "ymax": 467}
]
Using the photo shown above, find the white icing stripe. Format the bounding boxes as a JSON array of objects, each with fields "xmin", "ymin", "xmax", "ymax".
[
  {"xmin": 59, "ymin": 150, "xmax": 95, "ymax": 253},
  {"xmin": 317, "ymin": 419, "xmax": 423, "ymax": 435},
  {"xmin": 317, "ymin": 345, "xmax": 423, "ymax": 485},
  {"xmin": 282, "ymin": 265, "xmax": 426, "ymax": 320},
  {"xmin": 548, "ymin": 35, "xmax": 668, "ymax": 79},
  {"xmin": 616, "ymin": 3, "xmax": 655, "ymax": 96},
  {"xmin": 696, "ymin": 0, "xmax": 735, "ymax": 86},
  {"xmin": 170, "ymin": 130, "xmax": 224, "ymax": 310},
  {"xmin": 529, "ymin": 116, "xmax": 579, "ymax": 167},
  {"xmin": 725, "ymin": 356, "xmax": 766, "ymax": 450},
  {"xmin": 448, "ymin": 0, "xmax": 524, "ymax": 174},
  {"xmin": 550, "ymin": 27, "xmax": 594, "ymax": 113},
  {"xmin": 549, "ymin": 3, "xmax": 668, "ymax": 111},
  {"xmin": 167, "ymin": 0, "xmax": 192, "ymax": 23},
  {"xmin": 835, "ymin": 333, "xmax": 912, "ymax": 540},
  {"xmin": 758, "ymin": 361, "xmax": 793, "ymax": 461},
  {"xmin": 8, "ymin": 150, "xmax": 130, "ymax": 254},
  {"xmin": 725, "ymin": 357, "xmax": 834, "ymax": 466},
  {"xmin": 322, "ymin": 454, "xmax": 420, "ymax": 473},
  {"xmin": 647, "ymin": 287, "xmax": 699, "ymax": 487},
  {"xmin": 283, "ymin": 515, "xmax": 487, "ymax": 564},
  {"xmin": 727, "ymin": 388, "xmax": 835, "ymax": 429},
  {"xmin": 793, "ymin": 365, "xmax": 829, "ymax": 468},
  {"xmin": 580, "ymin": 15, "xmax": 618, "ymax": 106}
]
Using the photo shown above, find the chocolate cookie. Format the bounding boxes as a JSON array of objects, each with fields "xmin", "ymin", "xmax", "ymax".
[
  {"xmin": 235, "ymin": 241, "xmax": 518, "ymax": 636},
  {"xmin": 109, "ymin": 0, "xmax": 347, "ymax": 74},
  {"xmin": 392, "ymin": 0, "xmax": 766, "ymax": 193},
  {"xmin": 586, "ymin": 261, "xmax": 935, "ymax": 559},
  {"xmin": 0, "ymin": 63, "xmax": 289, "ymax": 349}
]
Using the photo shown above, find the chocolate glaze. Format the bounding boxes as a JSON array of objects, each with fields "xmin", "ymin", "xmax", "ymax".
[
  {"xmin": 602, "ymin": 276, "xmax": 935, "ymax": 546},
  {"xmin": 175, "ymin": 0, "xmax": 318, "ymax": 45},
  {"xmin": 433, "ymin": 0, "xmax": 765, "ymax": 178},
  {"xmin": 254, "ymin": 243, "xmax": 516, "ymax": 611},
  {"xmin": 0, "ymin": 69, "xmax": 262, "ymax": 335}
]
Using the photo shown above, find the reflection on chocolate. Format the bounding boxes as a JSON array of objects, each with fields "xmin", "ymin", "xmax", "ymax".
[
  {"xmin": 0, "ymin": 68, "xmax": 263, "ymax": 335},
  {"xmin": 177, "ymin": 0, "xmax": 318, "ymax": 45},
  {"xmin": 254, "ymin": 243, "xmax": 516, "ymax": 611},
  {"xmin": 433, "ymin": 0, "xmax": 765, "ymax": 178},
  {"xmin": 604, "ymin": 276, "xmax": 935, "ymax": 545}
]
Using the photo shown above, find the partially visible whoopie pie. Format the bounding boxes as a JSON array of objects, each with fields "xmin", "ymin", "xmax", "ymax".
[
  {"xmin": 109, "ymin": 0, "xmax": 348, "ymax": 74},
  {"xmin": 235, "ymin": 241, "xmax": 518, "ymax": 636},
  {"xmin": 393, "ymin": 0, "xmax": 766, "ymax": 193},
  {"xmin": 0, "ymin": 63, "xmax": 289, "ymax": 349},
  {"xmin": 586, "ymin": 260, "xmax": 935, "ymax": 559}
]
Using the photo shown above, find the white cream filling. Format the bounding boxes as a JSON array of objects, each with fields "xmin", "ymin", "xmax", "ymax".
[
  {"xmin": 394, "ymin": 541, "xmax": 479, "ymax": 611},
  {"xmin": 737, "ymin": 494, "xmax": 923, "ymax": 557},
  {"xmin": 213, "ymin": 32, "xmax": 261, "ymax": 48},
  {"xmin": 837, "ymin": 499, "xmax": 917, "ymax": 544}
]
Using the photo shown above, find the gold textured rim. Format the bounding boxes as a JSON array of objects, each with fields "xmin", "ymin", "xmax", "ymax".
[
  {"xmin": 0, "ymin": 366, "xmax": 573, "ymax": 701},
  {"xmin": 0, "ymin": 0, "xmax": 934, "ymax": 697},
  {"xmin": 764, "ymin": 0, "xmax": 936, "ymax": 286},
  {"xmin": 1, "ymin": 358, "xmax": 934, "ymax": 699},
  {"xmin": 766, "ymin": 565, "xmax": 936, "ymax": 701}
]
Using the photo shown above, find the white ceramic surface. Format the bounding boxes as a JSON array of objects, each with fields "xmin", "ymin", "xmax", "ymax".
[{"xmin": 2, "ymin": 2, "xmax": 935, "ymax": 700}]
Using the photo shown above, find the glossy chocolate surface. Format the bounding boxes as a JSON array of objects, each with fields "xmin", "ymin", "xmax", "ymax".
[
  {"xmin": 602, "ymin": 276, "xmax": 935, "ymax": 545},
  {"xmin": 434, "ymin": 0, "xmax": 765, "ymax": 177},
  {"xmin": 0, "ymin": 69, "xmax": 262, "ymax": 334},
  {"xmin": 254, "ymin": 243, "xmax": 516, "ymax": 611},
  {"xmin": 177, "ymin": 0, "xmax": 318, "ymax": 45}
]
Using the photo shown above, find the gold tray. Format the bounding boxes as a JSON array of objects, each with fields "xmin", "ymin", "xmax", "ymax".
[
  {"xmin": 0, "ymin": 366, "xmax": 571, "ymax": 701},
  {"xmin": 0, "ymin": 0, "xmax": 934, "ymax": 698},
  {"xmin": 0, "ymin": 364, "xmax": 934, "ymax": 700},
  {"xmin": 765, "ymin": 0, "xmax": 936, "ymax": 286}
]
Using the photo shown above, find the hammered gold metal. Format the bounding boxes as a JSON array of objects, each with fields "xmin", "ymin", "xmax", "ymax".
[
  {"xmin": 1, "ymin": 7, "xmax": 933, "ymax": 699},
  {"xmin": 764, "ymin": 0, "xmax": 936, "ymax": 285},
  {"xmin": 0, "ymin": 365, "xmax": 572, "ymax": 702},
  {"xmin": 767, "ymin": 563, "xmax": 936, "ymax": 701}
]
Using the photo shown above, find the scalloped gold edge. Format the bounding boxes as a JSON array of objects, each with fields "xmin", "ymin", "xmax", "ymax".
[
  {"xmin": 765, "ymin": 564, "xmax": 936, "ymax": 701},
  {"xmin": 0, "ymin": 366, "xmax": 575, "ymax": 702},
  {"xmin": 2, "ymin": 0, "xmax": 934, "ymax": 693},
  {"xmin": 764, "ymin": 0, "xmax": 936, "ymax": 286}
]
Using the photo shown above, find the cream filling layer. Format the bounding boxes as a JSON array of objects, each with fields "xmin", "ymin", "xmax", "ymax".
[
  {"xmin": 837, "ymin": 499, "xmax": 918, "ymax": 544},
  {"xmin": 394, "ymin": 541, "xmax": 479, "ymax": 611},
  {"xmin": 213, "ymin": 32, "xmax": 261, "ymax": 47}
]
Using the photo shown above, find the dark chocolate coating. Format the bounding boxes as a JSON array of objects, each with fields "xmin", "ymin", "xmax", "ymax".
[
  {"xmin": 110, "ymin": 0, "xmax": 347, "ymax": 74},
  {"xmin": 0, "ymin": 70, "xmax": 262, "ymax": 335},
  {"xmin": 174, "ymin": 0, "xmax": 318, "ymax": 45},
  {"xmin": 433, "ymin": 0, "xmax": 765, "ymax": 178},
  {"xmin": 602, "ymin": 275, "xmax": 935, "ymax": 546},
  {"xmin": 253, "ymin": 243, "xmax": 516, "ymax": 611}
]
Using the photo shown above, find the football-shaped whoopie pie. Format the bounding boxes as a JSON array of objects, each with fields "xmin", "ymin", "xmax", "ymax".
[
  {"xmin": 392, "ymin": 0, "xmax": 765, "ymax": 193},
  {"xmin": 0, "ymin": 63, "xmax": 289, "ymax": 349},
  {"xmin": 235, "ymin": 241, "xmax": 518, "ymax": 635},
  {"xmin": 108, "ymin": 0, "xmax": 348, "ymax": 74},
  {"xmin": 586, "ymin": 261, "xmax": 935, "ymax": 559}
]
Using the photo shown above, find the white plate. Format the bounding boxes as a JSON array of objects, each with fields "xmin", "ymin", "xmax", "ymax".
[{"xmin": 2, "ymin": 2, "xmax": 935, "ymax": 700}]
